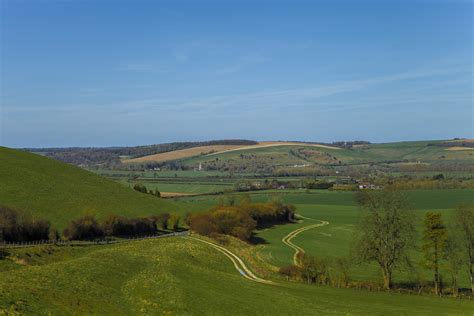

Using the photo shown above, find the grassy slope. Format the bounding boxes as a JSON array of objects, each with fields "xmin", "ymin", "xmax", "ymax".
[
  {"xmin": 1, "ymin": 238, "xmax": 472, "ymax": 315},
  {"xmin": 0, "ymin": 147, "xmax": 180, "ymax": 230}
]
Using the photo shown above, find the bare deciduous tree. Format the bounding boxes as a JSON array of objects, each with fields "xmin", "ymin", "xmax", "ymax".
[
  {"xmin": 452, "ymin": 204, "xmax": 474, "ymax": 294},
  {"xmin": 353, "ymin": 190, "xmax": 414, "ymax": 290}
]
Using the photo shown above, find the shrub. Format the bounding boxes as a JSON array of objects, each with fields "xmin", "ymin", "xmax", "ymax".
[
  {"xmin": 332, "ymin": 257, "xmax": 351, "ymax": 288},
  {"xmin": 49, "ymin": 228, "xmax": 60, "ymax": 241},
  {"xmin": 152, "ymin": 213, "xmax": 170, "ymax": 230},
  {"xmin": 22, "ymin": 219, "xmax": 51, "ymax": 241},
  {"xmin": 187, "ymin": 213, "xmax": 218, "ymax": 236},
  {"xmin": 133, "ymin": 183, "xmax": 148, "ymax": 194},
  {"xmin": 151, "ymin": 189, "xmax": 161, "ymax": 197},
  {"xmin": 63, "ymin": 215, "xmax": 104, "ymax": 240},
  {"xmin": 102, "ymin": 215, "xmax": 157, "ymax": 237},
  {"xmin": 279, "ymin": 265, "xmax": 301, "ymax": 280},
  {"xmin": 0, "ymin": 206, "xmax": 51, "ymax": 242},
  {"xmin": 167, "ymin": 213, "xmax": 181, "ymax": 231},
  {"xmin": 187, "ymin": 200, "xmax": 295, "ymax": 241},
  {"xmin": 298, "ymin": 254, "xmax": 330, "ymax": 285},
  {"xmin": 130, "ymin": 217, "xmax": 156, "ymax": 235}
]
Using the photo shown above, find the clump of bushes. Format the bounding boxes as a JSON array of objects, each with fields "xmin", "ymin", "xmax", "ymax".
[
  {"xmin": 0, "ymin": 206, "xmax": 51, "ymax": 242},
  {"xmin": 187, "ymin": 209, "xmax": 256, "ymax": 241},
  {"xmin": 63, "ymin": 215, "xmax": 105, "ymax": 240},
  {"xmin": 0, "ymin": 205, "xmax": 181, "ymax": 242},
  {"xmin": 186, "ymin": 196, "xmax": 295, "ymax": 241},
  {"xmin": 278, "ymin": 254, "xmax": 352, "ymax": 287},
  {"xmin": 151, "ymin": 213, "xmax": 170, "ymax": 230},
  {"xmin": 102, "ymin": 215, "xmax": 155, "ymax": 237},
  {"xmin": 133, "ymin": 183, "xmax": 148, "ymax": 193},
  {"xmin": 63, "ymin": 212, "xmax": 181, "ymax": 240},
  {"xmin": 133, "ymin": 184, "xmax": 161, "ymax": 197}
]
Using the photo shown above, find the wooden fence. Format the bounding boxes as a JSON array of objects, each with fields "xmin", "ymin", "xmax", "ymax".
[{"xmin": 0, "ymin": 231, "xmax": 188, "ymax": 249}]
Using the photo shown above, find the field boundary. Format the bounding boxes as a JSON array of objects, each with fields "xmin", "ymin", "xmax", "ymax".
[{"xmin": 0, "ymin": 231, "xmax": 187, "ymax": 249}]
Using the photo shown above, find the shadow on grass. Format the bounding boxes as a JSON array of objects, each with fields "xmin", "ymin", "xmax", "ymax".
[
  {"xmin": 249, "ymin": 235, "xmax": 269, "ymax": 245},
  {"xmin": 0, "ymin": 250, "xmax": 8, "ymax": 259}
]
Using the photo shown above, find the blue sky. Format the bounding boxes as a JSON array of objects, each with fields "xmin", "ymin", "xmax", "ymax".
[{"xmin": 1, "ymin": 0, "xmax": 472, "ymax": 147}]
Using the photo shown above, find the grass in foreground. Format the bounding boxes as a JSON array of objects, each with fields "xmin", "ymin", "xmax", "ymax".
[{"xmin": 1, "ymin": 238, "xmax": 472, "ymax": 315}]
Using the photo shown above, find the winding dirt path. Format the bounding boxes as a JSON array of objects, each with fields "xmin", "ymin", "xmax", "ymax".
[
  {"xmin": 187, "ymin": 215, "xmax": 328, "ymax": 283},
  {"xmin": 187, "ymin": 236, "xmax": 274, "ymax": 285},
  {"xmin": 282, "ymin": 218, "xmax": 329, "ymax": 265}
]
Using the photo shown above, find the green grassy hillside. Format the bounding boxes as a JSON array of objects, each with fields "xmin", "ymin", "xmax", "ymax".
[
  {"xmin": 0, "ymin": 147, "xmax": 179, "ymax": 229},
  {"xmin": 1, "ymin": 237, "xmax": 472, "ymax": 315}
]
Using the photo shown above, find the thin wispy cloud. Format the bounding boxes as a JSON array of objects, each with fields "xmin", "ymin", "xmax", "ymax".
[{"xmin": 6, "ymin": 63, "xmax": 469, "ymax": 117}]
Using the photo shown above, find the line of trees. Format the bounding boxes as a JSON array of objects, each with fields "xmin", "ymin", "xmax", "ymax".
[
  {"xmin": 0, "ymin": 205, "xmax": 181, "ymax": 243},
  {"xmin": 353, "ymin": 190, "xmax": 473, "ymax": 295},
  {"xmin": 421, "ymin": 206, "xmax": 474, "ymax": 295},
  {"xmin": 186, "ymin": 195, "xmax": 295, "ymax": 241},
  {"xmin": 29, "ymin": 139, "xmax": 258, "ymax": 169},
  {"xmin": 62, "ymin": 213, "xmax": 181, "ymax": 240},
  {"xmin": 133, "ymin": 183, "xmax": 161, "ymax": 197}
]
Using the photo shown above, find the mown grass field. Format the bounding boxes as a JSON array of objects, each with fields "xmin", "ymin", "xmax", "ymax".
[
  {"xmin": 0, "ymin": 147, "xmax": 180, "ymax": 230},
  {"xmin": 1, "ymin": 237, "xmax": 472, "ymax": 315}
]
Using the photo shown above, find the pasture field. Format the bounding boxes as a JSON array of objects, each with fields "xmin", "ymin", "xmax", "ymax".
[
  {"xmin": 1, "ymin": 237, "xmax": 472, "ymax": 315},
  {"xmin": 121, "ymin": 180, "xmax": 234, "ymax": 194},
  {"xmin": 0, "ymin": 147, "xmax": 179, "ymax": 230},
  {"xmin": 95, "ymin": 169, "xmax": 232, "ymax": 178},
  {"xmin": 183, "ymin": 189, "xmax": 474, "ymax": 287}
]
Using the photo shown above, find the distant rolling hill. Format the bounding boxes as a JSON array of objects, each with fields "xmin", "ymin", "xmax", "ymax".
[
  {"xmin": 123, "ymin": 141, "xmax": 341, "ymax": 164},
  {"xmin": 121, "ymin": 140, "xmax": 474, "ymax": 174},
  {"xmin": 0, "ymin": 147, "xmax": 179, "ymax": 229},
  {"xmin": 123, "ymin": 139, "xmax": 474, "ymax": 164}
]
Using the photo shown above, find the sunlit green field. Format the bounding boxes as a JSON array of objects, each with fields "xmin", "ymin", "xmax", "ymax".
[
  {"xmin": 95, "ymin": 169, "xmax": 233, "ymax": 178},
  {"xmin": 1, "ymin": 237, "xmax": 472, "ymax": 315},
  {"xmin": 184, "ymin": 189, "xmax": 474, "ymax": 287},
  {"xmin": 119, "ymin": 179, "xmax": 234, "ymax": 194}
]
